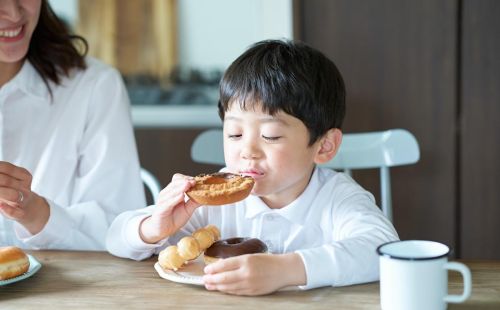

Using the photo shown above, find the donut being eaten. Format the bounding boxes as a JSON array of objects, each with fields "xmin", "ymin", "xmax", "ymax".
[
  {"xmin": 186, "ymin": 173, "xmax": 254, "ymax": 205},
  {"xmin": 0, "ymin": 246, "xmax": 30, "ymax": 280}
]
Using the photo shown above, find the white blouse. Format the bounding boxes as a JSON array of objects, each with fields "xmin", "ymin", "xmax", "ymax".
[
  {"xmin": 107, "ymin": 167, "xmax": 399, "ymax": 290},
  {"xmin": 0, "ymin": 57, "xmax": 146, "ymax": 250}
]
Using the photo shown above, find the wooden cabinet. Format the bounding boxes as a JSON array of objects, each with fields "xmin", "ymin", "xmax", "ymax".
[
  {"xmin": 295, "ymin": 0, "xmax": 500, "ymax": 258},
  {"xmin": 460, "ymin": 0, "xmax": 500, "ymax": 259},
  {"xmin": 78, "ymin": 0, "xmax": 177, "ymax": 79}
]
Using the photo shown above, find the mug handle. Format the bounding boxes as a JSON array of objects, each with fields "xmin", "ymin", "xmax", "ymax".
[{"xmin": 443, "ymin": 262, "xmax": 472, "ymax": 303}]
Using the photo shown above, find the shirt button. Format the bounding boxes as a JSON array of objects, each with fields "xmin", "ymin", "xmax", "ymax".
[{"xmin": 266, "ymin": 214, "xmax": 276, "ymax": 221}]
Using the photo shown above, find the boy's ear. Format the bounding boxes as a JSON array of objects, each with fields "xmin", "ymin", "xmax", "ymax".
[{"xmin": 314, "ymin": 128, "xmax": 343, "ymax": 164}]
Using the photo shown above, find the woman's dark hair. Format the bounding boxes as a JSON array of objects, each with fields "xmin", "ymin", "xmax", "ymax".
[
  {"xmin": 27, "ymin": 0, "xmax": 88, "ymax": 95},
  {"xmin": 218, "ymin": 39, "xmax": 345, "ymax": 145}
]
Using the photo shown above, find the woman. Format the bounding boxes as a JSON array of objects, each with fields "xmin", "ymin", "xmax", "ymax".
[{"xmin": 0, "ymin": 0, "xmax": 146, "ymax": 249}]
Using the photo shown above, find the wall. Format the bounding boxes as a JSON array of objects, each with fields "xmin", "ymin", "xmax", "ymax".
[
  {"xmin": 48, "ymin": 0, "xmax": 78, "ymax": 24},
  {"xmin": 178, "ymin": 0, "xmax": 293, "ymax": 70},
  {"xmin": 50, "ymin": 0, "xmax": 294, "ymax": 72},
  {"xmin": 460, "ymin": 0, "xmax": 500, "ymax": 258}
]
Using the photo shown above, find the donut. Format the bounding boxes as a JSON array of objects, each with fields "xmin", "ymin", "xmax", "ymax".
[
  {"xmin": 158, "ymin": 225, "xmax": 220, "ymax": 271},
  {"xmin": 0, "ymin": 246, "xmax": 30, "ymax": 280},
  {"xmin": 204, "ymin": 237, "xmax": 268, "ymax": 264},
  {"xmin": 186, "ymin": 173, "xmax": 254, "ymax": 205}
]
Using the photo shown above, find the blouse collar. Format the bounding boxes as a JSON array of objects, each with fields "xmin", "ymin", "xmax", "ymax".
[{"xmin": 0, "ymin": 60, "xmax": 51, "ymax": 103}]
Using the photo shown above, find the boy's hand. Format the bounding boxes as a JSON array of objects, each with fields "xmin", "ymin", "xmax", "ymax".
[
  {"xmin": 140, "ymin": 173, "xmax": 200, "ymax": 244},
  {"xmin": 202, "ymin": 252, "xmax": 307, "ymax": 295}
]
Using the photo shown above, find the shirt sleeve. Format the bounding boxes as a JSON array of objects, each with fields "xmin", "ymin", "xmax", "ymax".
[
  {"xmin": 295, "ymin": 193, "xmax": 399, "ymax": 290},
  {"xmin": 15, "ymin": 66, "xmax": 146, "ymax": 250},
  {"xmin": 106, "ymin": 206, "xmax": 167, "ymax": 260},
  {"xmin": 106, "ymin": 203, "xmax": 211, "ymax": 260}
]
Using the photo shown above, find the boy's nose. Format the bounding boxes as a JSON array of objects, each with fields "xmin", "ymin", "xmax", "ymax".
[
  {"xmin": 240, "ymin": 142, "xmax": 261, "ymax": 160},
  {"xmin": 0, "ymin": 0, "xmax": 22, "ymax": 22}
]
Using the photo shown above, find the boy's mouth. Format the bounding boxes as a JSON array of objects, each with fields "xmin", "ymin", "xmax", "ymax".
[{"xmin": 240, "ymin": 169, "xmax": 264, "ymax": 179}]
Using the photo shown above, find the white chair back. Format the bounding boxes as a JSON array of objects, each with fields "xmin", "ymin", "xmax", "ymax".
[
  {"xmin": 190, "ymin": 129, "xmax": 420, "ymax": 222},
  {"xmin": 141, "ymin": 168, "xmax": 162, "ymax": 203},
  {"xmin": 191, "ymin": 129, "xmax": 225, "ymax": 164},
  {"xmin": 321, "ymin": 129, "xmax": 420, "ymax": 221}
]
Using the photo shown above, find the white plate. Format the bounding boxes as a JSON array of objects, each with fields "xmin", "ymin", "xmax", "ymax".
[
  {"xmin": 154, "ymin": 256, "xmax": 298, "ymax": 291},
  {"xmin": 0, "ymin": 254, "xmax": 42, "ymax": 286},
  {"xmin": 155, "ymin": 256, "xmax": 205, "ymax": 285}
]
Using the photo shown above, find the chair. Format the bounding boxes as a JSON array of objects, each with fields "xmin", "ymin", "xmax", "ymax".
[
  {"xmin": 321, "ymin": 129, "xmax": 420, "ymax": 222},
  {"xmin": 191, "ymin": 130, "xmax": 225, "ymax": 165},
  {"xmin": 141, "ymin": 168, "xmax": 162, "ymax": 203},
  {"xmin": 191, "ymin": 129, "xmax": 420, "ymax": 222}
]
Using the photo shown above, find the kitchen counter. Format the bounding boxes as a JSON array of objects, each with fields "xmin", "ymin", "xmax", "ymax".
[{"xmin": 131, "ymin": 105, "xmax": 222, "ymax": 128}]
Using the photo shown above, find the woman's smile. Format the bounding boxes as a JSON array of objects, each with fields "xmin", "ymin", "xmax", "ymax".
[{"xmin": 0, "ymin": 25, "xmax": 25, "ymax": 42}]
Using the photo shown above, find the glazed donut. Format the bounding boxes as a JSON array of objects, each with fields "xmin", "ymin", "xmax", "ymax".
[
  {"xmin": 158, "ymin": 225, "xmax": 220, "ymax": 271},
  {"xmin": 204, "ymin": 237, "xmax": 268, "ymax": 265},
  {"xmin": 0, "ymin": 246, "xmax": 30, "ymax": 280},
  {"xmin": 186, "ymin": 173, "xmax": 254, "ymax": 205}
]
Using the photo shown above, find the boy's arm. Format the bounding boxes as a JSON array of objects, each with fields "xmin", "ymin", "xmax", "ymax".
[
  {"xmin": 277, "ymin": 253, "xmax": 307, "ymax": 286},
  {"xmin": 106, "ymin": 206, "xmax": 166, "ymax": 261},
  {"xmin": 295, "ymin": 195, "xmax": 398, "ymax": 290},
  {"xmin": 106, "ymin": 174, "xmax": 202, "ymax": 260},
  {"xmin": 203, "ymin": 211, "xmax": 395, "ymax": 296}
]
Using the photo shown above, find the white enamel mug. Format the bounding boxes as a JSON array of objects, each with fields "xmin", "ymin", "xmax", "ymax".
[{"xmin": 377, "ymin": 240, "xmax": 472, "ymax": 310}]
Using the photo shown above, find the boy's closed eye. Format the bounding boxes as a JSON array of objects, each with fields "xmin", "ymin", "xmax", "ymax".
[
  {"xmin": 227, "ymin": 134, "xmax": 242, "ymax": 140},
  {"xmin": 262, "ymin": 135, "xmax": 282, "ymax": 142},
  {"xmin": 227, "ymin": 133, "xmax": 283, "ymax": 142}
]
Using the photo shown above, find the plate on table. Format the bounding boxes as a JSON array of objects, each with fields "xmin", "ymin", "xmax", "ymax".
[
  {"xmin": 154, "ymin": 255, "xmax": 298, "ymax": 291},
  {"xmin": 0, "ymin": 255, "xmax": 42, "ymax": 286},
  {"xmin": 155, "ymin": 256, "xmax": 205, "ymax": 285}
]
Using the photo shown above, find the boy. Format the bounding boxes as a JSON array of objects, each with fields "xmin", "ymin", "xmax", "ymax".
[{"xmin": 107, "ymin": 40, "xmax": 398, "ymax": 295}]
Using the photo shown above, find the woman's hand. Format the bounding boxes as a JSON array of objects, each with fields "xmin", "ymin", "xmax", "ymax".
[
  {"xmin": 139, "ymin": 173, "xmax": 200, "ymax": 244},
  {"xmin": 0, "ymin": 161, "xmax": 50, "ymax": 235},
  {"xmin": 202, "ymin": 252, "xmax": 307, "ymax": 296}
]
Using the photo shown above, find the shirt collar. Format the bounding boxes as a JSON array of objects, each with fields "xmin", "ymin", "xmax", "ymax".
[
  {"xmin": 243, "ymin": 195, "xmax": 272, "ymax": 218},
  {"xmin": 244, "ymin": 166, "xmax": 321, "ymax": 224},
  {"xmin": 1, "ymin": 60, "xmax": 51, "ymax": 102}
]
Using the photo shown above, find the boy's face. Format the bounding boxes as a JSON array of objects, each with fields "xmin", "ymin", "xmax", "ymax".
[{"xmin": 223, "ymin": 102, "xmax": 324, "ymax": 209}]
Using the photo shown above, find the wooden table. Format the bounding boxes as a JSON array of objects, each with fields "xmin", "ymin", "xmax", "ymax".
[{"xmin": 1, "ymin": 251, "xmax": 499, "ymax": 309}]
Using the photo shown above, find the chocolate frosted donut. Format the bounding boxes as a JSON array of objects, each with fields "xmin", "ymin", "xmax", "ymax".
[
  {"xmin": 203, "ymin": 237, "xmax": 268, "ymax": 264},
  {"xmin": 186, "ymin": 173, "xmax": 254, "ymax": 206}
]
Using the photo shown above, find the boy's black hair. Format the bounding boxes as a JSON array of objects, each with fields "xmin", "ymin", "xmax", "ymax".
[{"xmin": 218, "ymin": 39, "xmax": 346, "ymax": 145}]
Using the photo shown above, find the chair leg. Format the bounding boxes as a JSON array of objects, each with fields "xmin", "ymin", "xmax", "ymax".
[{"xmin": 380, "ymin": 167, "xmax": 392, "ymax": 222}]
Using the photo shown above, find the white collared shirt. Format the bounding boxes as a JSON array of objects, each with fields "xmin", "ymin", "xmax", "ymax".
[
  {"xmin": 0, "ymin": 57, "xmax": 146, "ymax": 250},
  {"xmin": 107, "ymin": 167, "xmax": 399, "ymax": 289}
]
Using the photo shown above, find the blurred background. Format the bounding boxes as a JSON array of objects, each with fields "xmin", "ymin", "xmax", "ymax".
[{"xmin": 48, "ymin": 0, "xmax": 499, "ymax": 260}]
